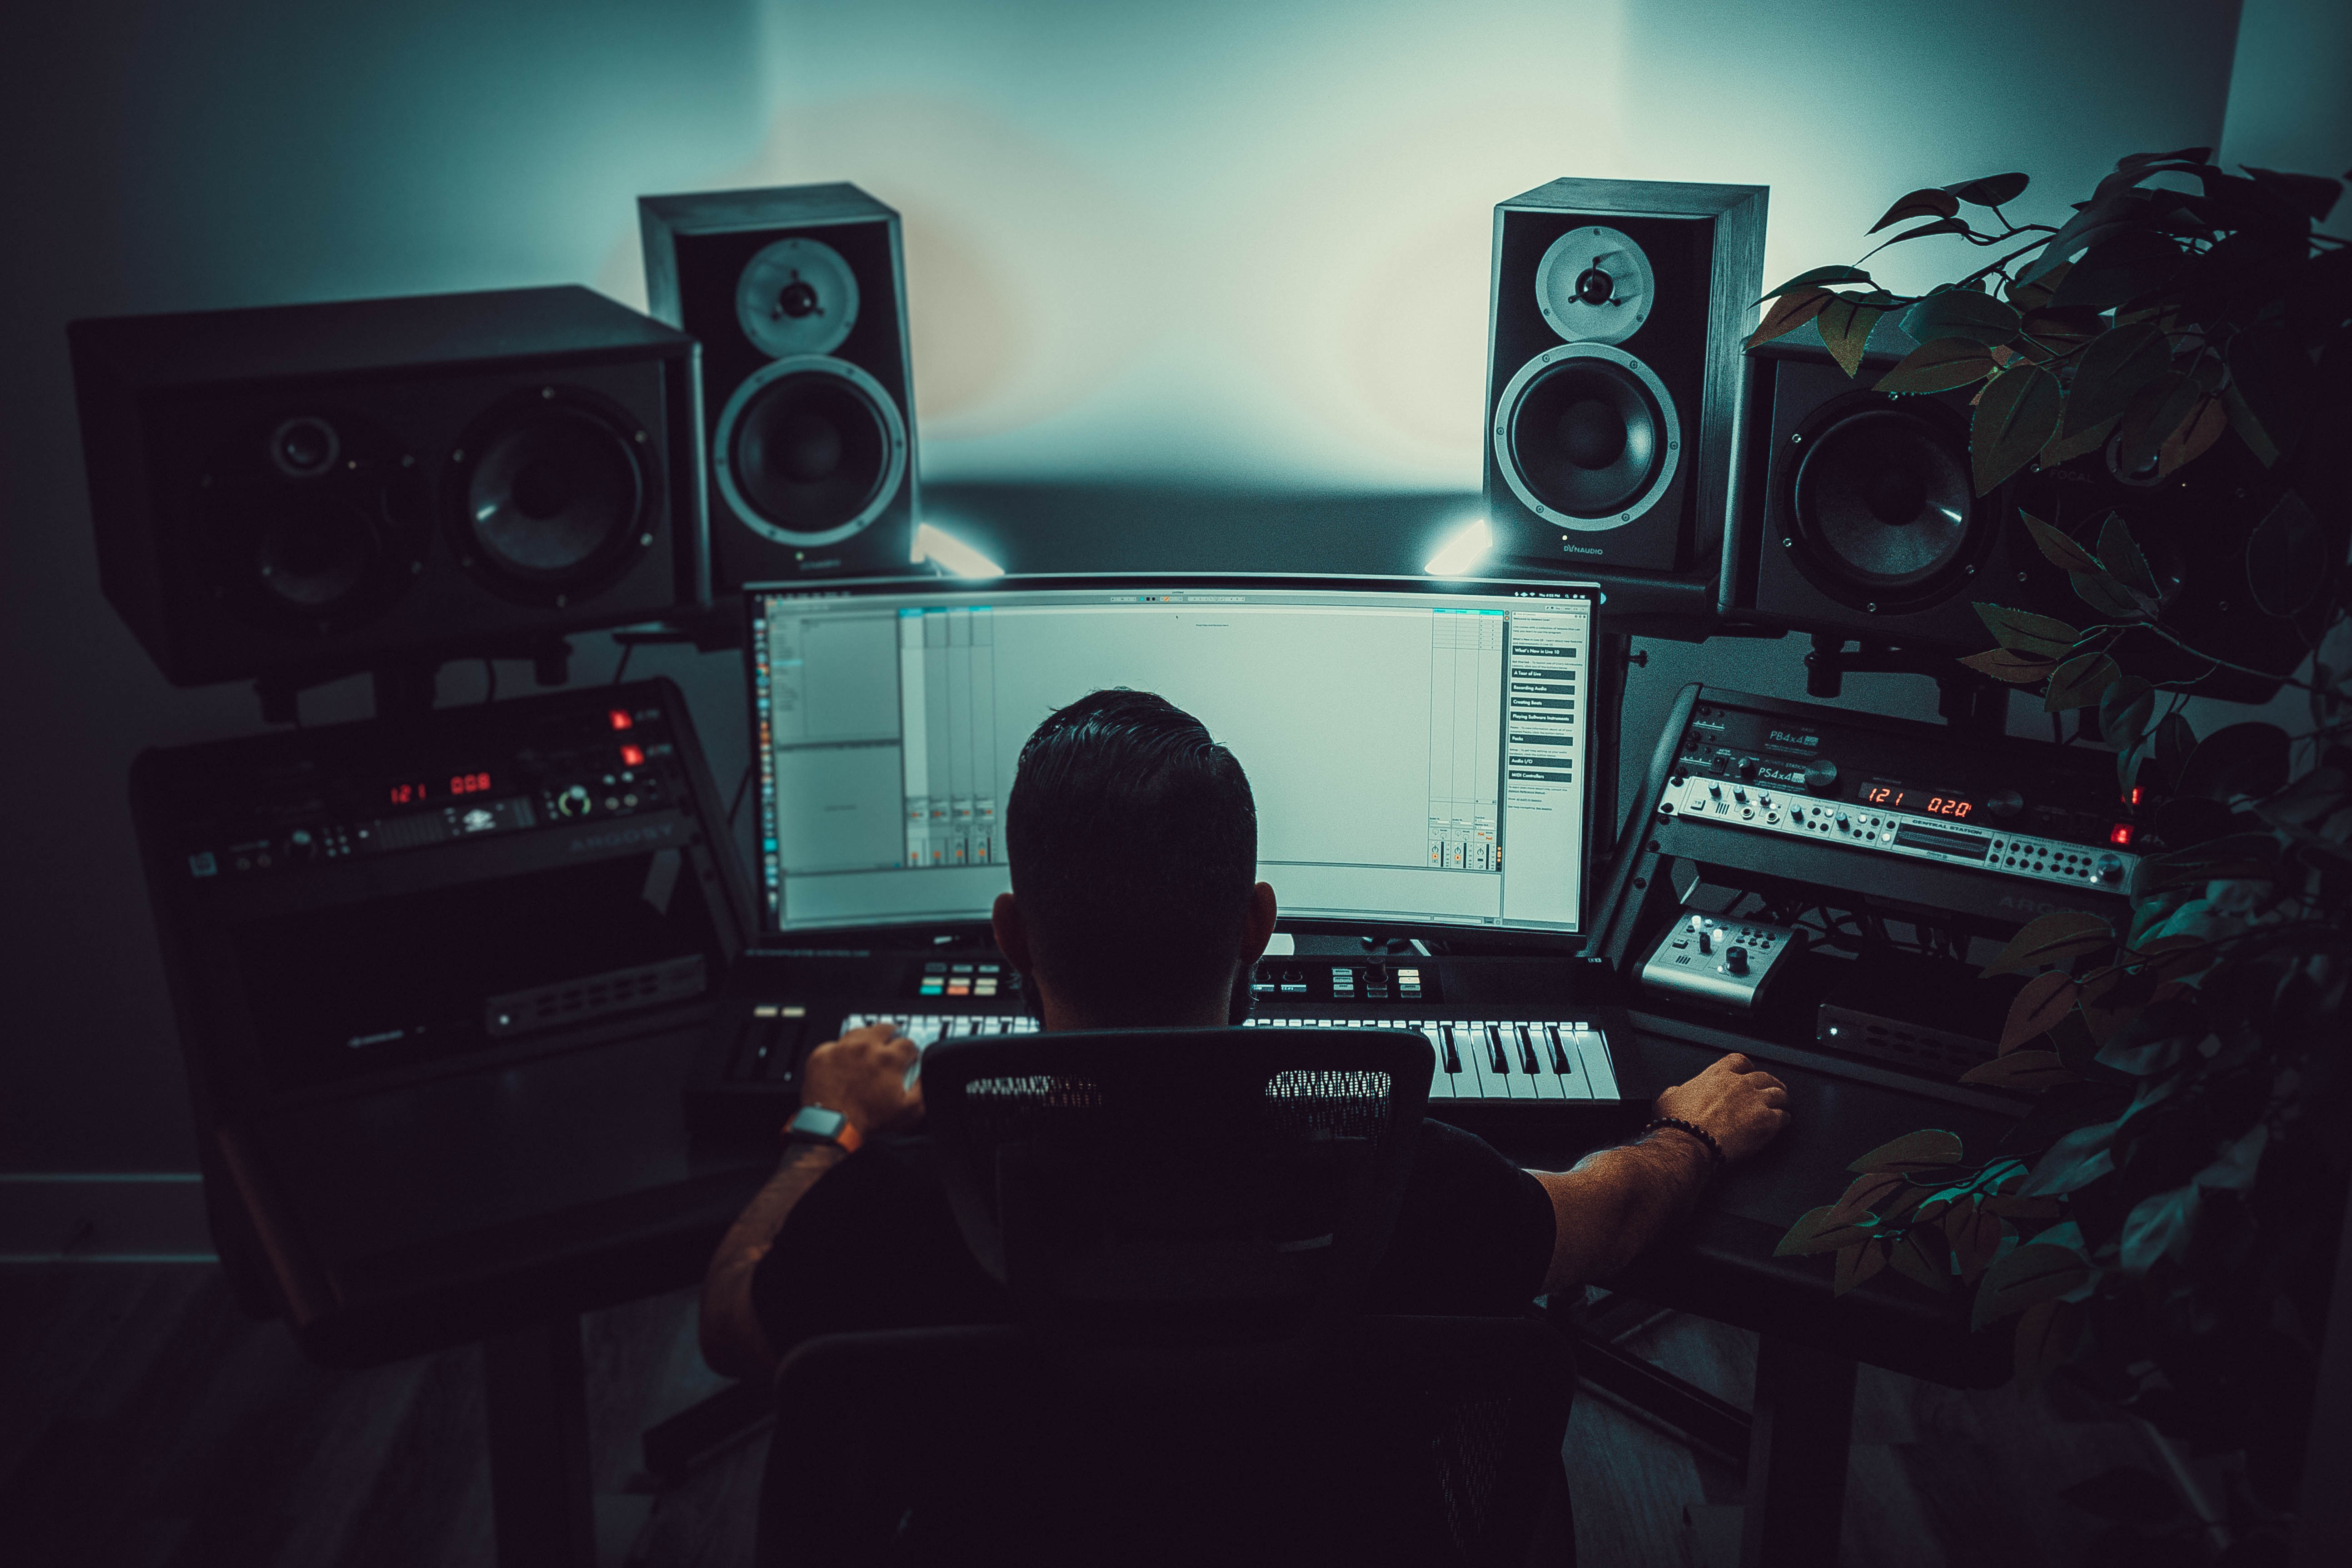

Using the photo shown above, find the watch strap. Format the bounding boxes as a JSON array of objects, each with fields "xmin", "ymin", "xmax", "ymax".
[{"xmin": 783, "ymin": 1104, "xmax": 863, "ymax": 1155}]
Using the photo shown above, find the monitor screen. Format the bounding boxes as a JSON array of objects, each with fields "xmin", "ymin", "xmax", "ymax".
[{"xmin": 747, "ymin": 577, "xmax": 1600, "ymax": 937}]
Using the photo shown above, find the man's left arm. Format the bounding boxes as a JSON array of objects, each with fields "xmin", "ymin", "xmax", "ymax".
[{"xmin": 698, "ymin": 1023, "xmax": 923, "ymax": 1383}]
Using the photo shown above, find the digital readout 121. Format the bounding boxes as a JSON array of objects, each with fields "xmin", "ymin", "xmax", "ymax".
[{"xmin": 1860, "ymin": 785, "xmax": 1975, "ymax": 820}]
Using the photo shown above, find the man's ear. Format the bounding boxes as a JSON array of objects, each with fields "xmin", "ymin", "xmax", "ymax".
[
  {"xmin": 992, "ymin": 891, "xmax": 1032, "ymax": 974},
  {"xmin": 1238, "ymin": 881, "xmax": 1278, "ymax": 966}
]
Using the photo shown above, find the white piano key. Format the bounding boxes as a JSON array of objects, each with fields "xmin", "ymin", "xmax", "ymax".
[
  {"xmin": 1568, "ymin": 1025, "xmax": 1619, "ymax": 1100},
  {"xmin": 1417, "ymin": 1025, "xmax": 1455, "ymax": 1100},
  {"xmin": 1517, "ymin": 1025, "xmax": 1564, "ymax": 1100}
]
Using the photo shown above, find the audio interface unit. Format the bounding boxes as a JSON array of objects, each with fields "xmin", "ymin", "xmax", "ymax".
[{"xmin": 1654, "ymin": 691, "xmax": 2141, "ymax": 899}]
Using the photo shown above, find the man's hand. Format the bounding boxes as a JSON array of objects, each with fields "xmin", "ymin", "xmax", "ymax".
[
  {"xmin": 800, "ymin": 1022, "xmax": 926, "ymax": 1137},
  {"xmin": 1654, "ymin": 1052, "xmax": 1790, "ymax": 1163}
]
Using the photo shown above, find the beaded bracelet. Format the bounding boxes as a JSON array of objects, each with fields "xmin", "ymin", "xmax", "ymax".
[{"xmin": 1642, "ymin": 1116, "xmax": 1725, "ymax": 1178}]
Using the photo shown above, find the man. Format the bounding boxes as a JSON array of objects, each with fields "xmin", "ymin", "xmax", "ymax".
[{"xmin": 702, "ymin": 689, "xmax": 1788, "ymax": 1380}]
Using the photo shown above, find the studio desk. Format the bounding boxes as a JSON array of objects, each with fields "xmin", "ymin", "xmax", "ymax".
[{"xmin": 210, "ymin": 945, "xmax": 2024, "ymax": 1568}]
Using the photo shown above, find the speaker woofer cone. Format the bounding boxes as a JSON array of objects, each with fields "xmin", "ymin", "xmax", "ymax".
[
  {"xmin": 453, "ymin": 399, "xmax": 648, "ymax": 604},
  {"xmin": 1791, "ymin": 405, "xmax": 1975, "ymax": 604},
  {"xmin": 1493, "ymin": 343, "xmax": 1680, "ymax": 530},
  {"xmin": 197, "ymin": 412, "xmax": 422, "ymax": 636},
  {"xmin": 713, "ymin": 355, "xmax": 908, "ymax": 548}
]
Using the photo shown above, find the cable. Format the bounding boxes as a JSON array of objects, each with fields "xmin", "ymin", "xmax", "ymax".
[
  {"xmin": 728, "ymin": 758, "xmax": 756, "ymax": 827},
  {"xmin": 612, "ymin": 642, "xmax": 635, "ymax": 686}
]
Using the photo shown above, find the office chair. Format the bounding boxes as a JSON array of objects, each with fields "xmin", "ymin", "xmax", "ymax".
[{"xmin": 757, "ymin": 1026, "xmax": 1579, "ymax": 1567}]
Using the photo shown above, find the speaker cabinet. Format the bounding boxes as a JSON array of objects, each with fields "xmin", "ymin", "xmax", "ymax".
[
  {"xmin": 1731, "ymin": 337, "xmax": 2308, "ymax": 700},
  {"xmin": 68, "ymin": 286, "xmax": 704, "ymax": 688},
  {"xmin": 1484, "ymin": 179, "xmax": 1765, "ymax": 594},
  {"xmin": 639, "ymin": 183, "xmax": 919, "ymax": 592}
]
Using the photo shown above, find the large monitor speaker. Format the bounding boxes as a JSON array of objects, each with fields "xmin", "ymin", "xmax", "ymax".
[
  {"xmin": 1484, "ymin": 179, "xmax": 1766, "ymax": 609},
  {"xmin": 639, "ymin": 183, "xmax": 919, "ymax": 592},
  {"xmin": 1729, "ymin": 337, "xmax": 2307, "ymax": 701},
  {"xmin": 68, "ymin": 286, "xmax": 704, "ymax": 688}
]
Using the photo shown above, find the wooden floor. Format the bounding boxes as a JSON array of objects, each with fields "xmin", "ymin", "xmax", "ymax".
[{"xmin": 0, "ymin": 1264, "xmax": 2168, "ymax": 1567}]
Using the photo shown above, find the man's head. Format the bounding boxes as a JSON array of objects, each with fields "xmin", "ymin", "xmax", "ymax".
[{"xmin": 992, "ymin": 689, "xmax": 1275, "ymax": 1028}]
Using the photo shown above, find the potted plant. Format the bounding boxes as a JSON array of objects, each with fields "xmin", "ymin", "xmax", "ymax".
[{"xmin": 1751, "ymin": 149, "xmax": 2350, "ymax": 1555}]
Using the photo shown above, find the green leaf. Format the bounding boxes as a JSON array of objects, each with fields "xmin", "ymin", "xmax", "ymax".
[
  {"xmin": 1868, "ymin": 217, "xmax": 1978, "ymax": 255},
  {"xmin": 2014, "ymin": 1299, "xmax": 2083, "ymax": 1389},
  {"xmin": 2246, "ymin": 489, "xmax": 2326, "ymax": 616},
  {"xmin": 2018, "ymin": 510, "xmax": 2101, "ymax": 573},
  {"xmin": 2063, "ymin": 322, "xmax": 2173, "ymax": 431},
  {"xmin": 1946, "ymin": 172, "xmax": 2030, "ymax": 207},
  {"xmin": 2240, "ymin": 165, "xmax": 2342, "ymax": 223},
  {"xmin": 1746, "ymin": 286, "xmax": 1835, "ymax": 350},
  {"xmin": 2048, "ymin": 229, "xmax": 2186, "ymax": 311},
  {"xmin": 2043, "ymin": 651, "xmax": 2121, "ymax": 712},
  {"xmin": 1971, "ymin": 1242, "xmax": 2092, "ymax": 1331},
  {"xmin": 1960, "ymin": 1050, "xmax": 2077, "ymax": 1090},
  {"xmin": 1945, "ymin": 1199, "xmax": 2007, "ymax": 1283},
  {"xmin": 1972, "ymin": 365, "xmax": 2064, "ymax": 494},
  {"xmin": 2018, "ymin": 307, "xmax": 2104, "ymax": 353},
  {"xmin": 1959, "ymin": 647, "xmax": 2060, "ymax": 684},
  {"xmin": 2000, "ymin": 971, "xmax": 2080, "ymax": 1053},
  {"xmin": 2176, "ymin": 722, "xmax": 2292, "ymax": 802},
  {"xmin": 2221, "ymin": 383, "xmax": 2280, "ymax": 467},
  {"xmin": 1973, "ymin": 603, "xmax": 2080, "ymax": 658},
  {"xmin": 2096, "ymin": 514, "xmax": 2159, "ymax": 603},
  {"xmin": 2071, "ymin": 570, "xmax": 2144, "ymax": 620},
  {"xmin": 1874, "ymin": 338, "xmax": 1999, "ymax": 395},
  {"xmin": 2118, "ymin": 1185, "xmax": 2201, "ymax": 1274},
  {"xmin": 1848, "ymin": 1129, "xmax": 1964, "ymax": 1175},
  {"xmin": 2133, "ymin": 831, "xmax": 2281, "ymax": 894},
  {"xmin": 1829, "ymin": 1169, "xmax": 1909, "ymax": 1224},
  {"xmin": 2156, "ymin": 396, "xmax": 2227, "ymax": 477},
  {"xmin": 1981, "ymin": 910, "xmax": 2113, "ymax": 976},
  {"xmin": 2040, "ymin": 413, "xmax": 2117, "ymax": 468},
  {"xmin": 1773, "ymin": 1204, "xmax": 1879, "ymax": 1257},
  {"xmin": 1816, "ymin": 295, "xmax": 1884, "ymax": 378},
  {"xmin": 1834, "ymin": 1238, "xmax": 1890, "ymax": 1297},
  {"xmin": 2100, "ymin": 675, "xmax": 2155, "ymax": 752},
  {"xmin": 1902, "ymin": 289, "xmax": 2023, "ymax": 348},
  {"xmin": 2115, "ymin": 370, "xmax": 2199, "ymax": 478},
  {"xmin": 1757, "ymin": 265, "xmax": 1877, "ymax": 302},
  {"xmin": 1888, "ymin": 1225, "xmax": 1955, "ymax": 1293},
  {"xmin": 1983, "ymin": 1192, "xmax": 2066, "ymax": 1220},
  {"xmin": 1867, "ymin": 189, "xmax": 1959, "ymax": 234}
]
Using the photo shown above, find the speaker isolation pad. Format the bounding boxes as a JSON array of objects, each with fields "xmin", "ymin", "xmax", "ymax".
[
  {"xmin": 712, "ymin": 355, "xmax": 909, "ymax": 547},
  {"xmin": 1534, "ymin": 225, "xmax": 1654, "ymax": 347},
  {"xmin": 736, "ymin": 237, "xmax": 860, "ymax": 359},
  {"xmin": 1493, "ymin": 343, "xmax": 1680, "ymax": 530}
]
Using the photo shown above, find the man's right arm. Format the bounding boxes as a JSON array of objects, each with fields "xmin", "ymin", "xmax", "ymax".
[{"xmin": 1527, "ymin": 1052, "xmax": 1790, "ymax": 1296}]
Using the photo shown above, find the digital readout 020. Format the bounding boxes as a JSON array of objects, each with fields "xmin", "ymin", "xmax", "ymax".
[
  {"xmin": 1859, "ymin": 784, "xmax": 1977, "ymax": 821},
  {"xmin": 388, "ymin": 772, "xmax": 494, "ymax": 806}
]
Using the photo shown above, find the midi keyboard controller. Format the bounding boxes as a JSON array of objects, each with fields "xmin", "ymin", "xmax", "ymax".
[{"xmin": 685, "ymin": 953, "xmax": 1637, "ymax": 1141}]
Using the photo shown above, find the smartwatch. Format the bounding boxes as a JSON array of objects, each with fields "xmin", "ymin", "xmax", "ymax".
[{"xmin": 783, "ymin": 1103, "xmax": 863, "ymax": 1154}]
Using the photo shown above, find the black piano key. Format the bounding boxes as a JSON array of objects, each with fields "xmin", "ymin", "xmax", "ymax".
[
  {"xmin": 1545, "ymin": 1024, "xmax": 1571, "ymax": 1074},
  {"xmin": 1438, "ymin": 1023, "xmax": 1461, "ymax": 1074},
  {"xmin": 1484, "ymin": 1024, "xmax": 1507, "ymax": 1074},
  {"xmin": 1515, "ymin": 1025, "xmax": 1539, "ymax": 1074}
]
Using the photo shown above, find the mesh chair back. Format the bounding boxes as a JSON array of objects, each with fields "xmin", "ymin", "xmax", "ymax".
[
  {"xmin": 920, "ymin": 1026, "xmax": 1431, "ymax": 1325},
  {"xmin": 760, "ymin": 1314, "xmax": 1577, "ymax": 1568}
]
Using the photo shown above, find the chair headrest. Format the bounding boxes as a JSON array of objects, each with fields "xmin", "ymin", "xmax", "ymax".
[{"xmin": 921, "ymin": 1026, "xmax": 1432, "ymax": 1328}]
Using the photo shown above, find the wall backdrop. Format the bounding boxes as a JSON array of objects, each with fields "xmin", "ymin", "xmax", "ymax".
[{"xmin": 0, "ymin": 0, "xmax": 2276, "ymax": 1185}]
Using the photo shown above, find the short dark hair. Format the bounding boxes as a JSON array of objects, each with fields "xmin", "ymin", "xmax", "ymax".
[{"xmin": 1004, "ymin": 689, "xmax": 1256, "ymax": 1019}]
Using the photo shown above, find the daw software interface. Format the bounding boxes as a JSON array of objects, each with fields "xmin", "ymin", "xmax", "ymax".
[{"xmin": 749, "ymin": 580, "xmax": 1599, "ymax": 936}]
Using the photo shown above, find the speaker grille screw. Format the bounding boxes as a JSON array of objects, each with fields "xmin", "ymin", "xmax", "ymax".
[
  {"xmin": 1791, "ymin": 433, "xmax": 1804, "ymax": 444},
  {"xmin": 638, "ymin": 533, "xmax": 653, "ymax": 546},
  {"xmin": 1866, "ymin": 602, "xmax": 1879, "ymax": 612},
  {"xmin": 1781, "ymin": 537, "xmax": 1793, "ymax": 548},
  {"xmin": 541, "ymin": 387, "xmax": 555, "ymax": 399}
]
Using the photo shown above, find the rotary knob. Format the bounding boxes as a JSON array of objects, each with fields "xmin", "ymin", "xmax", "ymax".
[
  {"xmin": 1988, "ymin": 789, "xmax": 2024, "ymax": 820},
  {"xmin": 1737, "ymin": 759, "xmax": 1759, "ymax": 782},
  {"xmin": 2094, "ymin": 853, "xmax": 2124, "ymax": 885},
  {"xmin": 1726, "ymin": 946, "xmax": 1750, "ymax": 976},
  {"xmin": 1803, "ymin": 758, "xmax": 1840, "ymax": 795}
]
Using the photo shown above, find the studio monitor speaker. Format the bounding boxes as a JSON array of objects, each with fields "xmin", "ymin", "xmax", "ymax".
[
  {"xmin": 69, "ymin": 286, "xmax": 704, "ymax": 688},
  {"xmin": 1484, "ymin": 179, "xmax": 1766, "ymax": 600},
  {"xmin": 1730, "ymin": 336, "xmax": 2307, "ymax": 701},
  {"xmin": 639, "ymin": 183, "xmax": 918, "ymax": 592}
]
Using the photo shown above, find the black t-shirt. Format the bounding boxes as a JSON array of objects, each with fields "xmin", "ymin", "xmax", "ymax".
[{"xmin": 751, "ymin": 1119, "xmax": 1555, "ymax": 1357}]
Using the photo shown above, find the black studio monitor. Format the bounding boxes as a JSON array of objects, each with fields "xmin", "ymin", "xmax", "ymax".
[
  {"xmin": 68, "ymin": 286, "xmax": 705, "ymax": 688},
  {"xmin": 639, "ymin": 183, "xmax": 920, "ymax": 593},
  {"xmin": 1483, "ymin": 179, "xmax": 1766, "ymax": 606},
  {"xmin": 1729, "ymin": 337, "xmax": 2307, "ymax": 700}
]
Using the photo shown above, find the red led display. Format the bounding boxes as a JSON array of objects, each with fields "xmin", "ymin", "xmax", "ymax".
[
  {"xmin": 1860, "ymin": 785, "xmax": 1974, "ymax": 819},
  {"xmin": 389, "ymin": 782, "xmax": 427, "ymax": 805},
  {"xmin": 450, "ymin": 772, "xmax": 492, "ymax": 796},
  {"xmin": 2110, "ymin": 823, "xmax": 2134, "ymax": 846},
  {"xmin": 608, "ymin": 709, "xmax": 633, "ymax": 732},
  {"xmin": 620, "ymin": 744, "xmax": 646, "ymax": 767}
]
